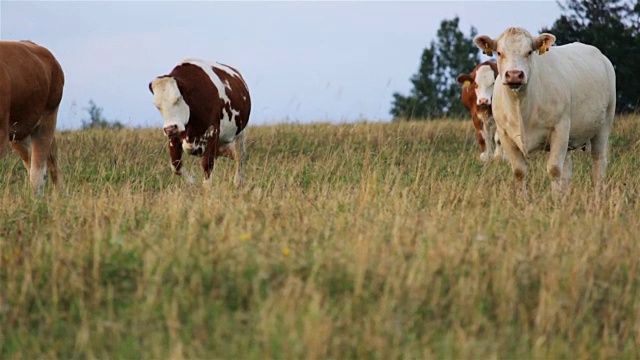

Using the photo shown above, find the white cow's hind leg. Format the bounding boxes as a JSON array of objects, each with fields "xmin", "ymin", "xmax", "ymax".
[
  {"xmin": 590, "ymin": 132, "xmax": 610, "ymax": 194},
  {"xmin": 562, "ymin": 151, "xmax": 573, "ymax": 194}
]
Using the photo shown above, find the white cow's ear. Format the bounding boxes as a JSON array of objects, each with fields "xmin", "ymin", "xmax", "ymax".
[
  {"xmin": 534, "ymin": 33, "xmax": 556, "ymax": 55},
  {"xmin": 474, "ymin": 35, "xmax": 495, "ymax": 56}
]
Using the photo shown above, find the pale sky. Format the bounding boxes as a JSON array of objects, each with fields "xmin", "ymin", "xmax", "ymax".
[{"xmin": 1, "ymin": 1, "xmax": 562, "ymax": 130}]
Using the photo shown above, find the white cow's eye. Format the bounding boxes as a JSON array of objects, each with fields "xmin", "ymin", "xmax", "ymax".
[
  {"xmin": 496, "ymin": 51, "xmax": 502, "ymax": 57},
  {"xmin": 527, "ymin": 50, "xmax": 533, "ymax": 56}
]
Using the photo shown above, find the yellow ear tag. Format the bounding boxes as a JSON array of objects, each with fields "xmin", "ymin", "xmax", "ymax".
[
  {"xmin": 484, "ymin": 43, "xmax": 493, "ymax": 56},
  {"xmin": 539, "ymin": 45, "xmax": 548, "ymax": 55},
  {"xmin": 463, "ymin": 80, "xmax": 471, "ymax": 88}
]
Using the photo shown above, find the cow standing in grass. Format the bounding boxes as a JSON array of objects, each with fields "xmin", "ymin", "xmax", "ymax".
[
  {"xmin": 0, "ymin": 40, "xmax": 65, "ymax": 195},
  {"xmin": 456, "ymin": 61, "xmax": 504, "ymax": 162},
  {"xmin": 150, "ymin": 59, "xmax": 251, "ymax": 186},
  {"xmin": 474, "ymin": 27, "xmax": 616, "ymax": 195}
]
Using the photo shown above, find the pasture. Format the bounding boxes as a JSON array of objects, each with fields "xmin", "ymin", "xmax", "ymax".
[{"xmin": 1, "ymin": 116, "xmax": 639, "ymax": 359}]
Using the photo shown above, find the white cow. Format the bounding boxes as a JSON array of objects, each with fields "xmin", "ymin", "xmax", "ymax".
[{"xmin": 474, "ymin": 27, "xmax": 616, "ymax": 195}]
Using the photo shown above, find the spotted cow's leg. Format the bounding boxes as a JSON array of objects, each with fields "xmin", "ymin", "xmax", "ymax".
[
  {"xmin": 201, "ymin": 128, "xmax": 220, "ymax": 185},
  {"xmin": 233, "ymin": 130, "xmax": 246, "ymax": 187},
  {"xmin": 169, "ymin": 136, "xmax": 183, "ymax": 176},
  {"xmin": 481, "ymin": 115, "xmax": 494, "ymax": 161},
  {"xmin": 471, "ymin": 112, "xmax": 487, "ymax": 161}
]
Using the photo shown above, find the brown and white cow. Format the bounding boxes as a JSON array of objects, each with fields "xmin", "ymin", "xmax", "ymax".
[
  {"xmin": 150, "ymin": 59, "xmax": 251, "ymax": 185},
  {"xmin": 475, "ymin": 27, "xmax": 616, "ymax": 196},
  {"xmin": 456, "ymin": 60, "xmax": 504, "ymax": 162},
  {"xmin": 0, "ymin": 40, "xmax": 65, "ymax": 195}
]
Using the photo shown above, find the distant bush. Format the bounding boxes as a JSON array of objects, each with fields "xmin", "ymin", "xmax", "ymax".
[{"xmin": 81, "ymin": 100, "xmax": 124, "ymax": 130}]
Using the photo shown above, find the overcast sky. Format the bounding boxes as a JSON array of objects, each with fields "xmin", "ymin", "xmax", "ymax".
[{"xmin": 1, "ymin": 1, "xmax": 562, "ymax": 130}]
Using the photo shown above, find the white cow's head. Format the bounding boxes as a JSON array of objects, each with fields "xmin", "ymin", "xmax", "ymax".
[
  {"xmin": 149, "ymin": 76, "xmax": 190, "ymax": 137},
  {"xmin": 474, "ymin": 27, "xmax": 555, "ymax": 91},
  {"xmin": 456, "ymin": 61, "xmax": 498, "ymax": 106}
]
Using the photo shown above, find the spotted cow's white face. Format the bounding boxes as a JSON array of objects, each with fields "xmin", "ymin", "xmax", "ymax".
[
  {"xmin": 150, "ymin": 77, "xmax": 190, "ymax": 137},
  {"xmin": 474, "ymin": 65, "xmax": 496, "ymax": 106}
]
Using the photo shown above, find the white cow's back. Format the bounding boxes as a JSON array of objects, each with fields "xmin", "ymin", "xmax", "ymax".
[{"xmin": 493, "ymin": 42, "xmax": 616, "ymax": 154}]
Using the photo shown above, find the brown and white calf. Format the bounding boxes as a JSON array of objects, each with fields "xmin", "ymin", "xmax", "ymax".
[
  {"xmin": 0, "ymin": 40, "xmax": 65, "ymax": 195},
  {"xmin": 150, "ymin": 59, "xmax": 251, "ymax": 185},
  {"xmin": 456, "ymin": 60, "xmax": 504, "ymax": 162}
]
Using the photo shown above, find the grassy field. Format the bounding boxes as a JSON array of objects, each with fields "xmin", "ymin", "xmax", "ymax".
[{"xmin": 1, "ymin": 116, "xmax": 639, "ymax": 359}]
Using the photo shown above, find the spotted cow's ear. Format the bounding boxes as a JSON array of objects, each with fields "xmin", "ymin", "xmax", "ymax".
[
  {"xmin": 534, "ymin": 33, "xmax": 556, "ymax": 55},
  {"xmin": 456, "ymin": 74, "xmax": 473, "ymax": 87},
  {"xmin": 148, "ymin": 81, "xmax": 154, "ymax": 94}
]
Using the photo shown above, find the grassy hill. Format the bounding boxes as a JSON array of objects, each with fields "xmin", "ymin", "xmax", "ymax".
[{"xmin": 1, "ymin": 117, "xmax": 639, "ymax": 358}]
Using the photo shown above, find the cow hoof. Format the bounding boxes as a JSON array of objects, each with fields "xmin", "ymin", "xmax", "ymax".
[{"xmin": 479, "ymin": 152, "xmax": 490, "ymax": 162}]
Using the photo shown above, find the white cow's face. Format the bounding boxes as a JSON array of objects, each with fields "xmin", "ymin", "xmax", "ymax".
[
  {"xmin": 150, "ymin": 77, "xmax": 190, "ymax": 137},
  {"xmin": 475, "ymin": 28, "xmax": 555, "ymax": 91},
  {"xmin": 474, "ymin": 65, "xmax": 496, "ymax": 105}
]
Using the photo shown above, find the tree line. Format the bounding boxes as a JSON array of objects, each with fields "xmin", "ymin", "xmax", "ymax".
[{"xmin": 391, "ymin": 0, "xmax": 640, "ymax": 120}]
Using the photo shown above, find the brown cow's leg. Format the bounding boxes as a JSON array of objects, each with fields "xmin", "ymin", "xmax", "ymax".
[
  {"xmin": 29, "ymin": 111, "xmax": 57, "ymax": 195},
  {"xmin": 47, "ymin": 135, "xmax": 62, "ymax": 188},
  {"xmin": 11, "ymin": 135, "xmax": 31, "ymax": 170},
  {"xmin": 0, "ymin": 110, "xmax": 8, "ymax": 160}
]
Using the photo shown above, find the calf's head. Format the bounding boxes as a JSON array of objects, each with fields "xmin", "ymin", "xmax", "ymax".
[
  {"xmin": 457, "ymin": 61, "xmax": 498, "ymax": 107},
  {"xmin": 474, "ymin": 27, "xmax": 555, "ymax": 90},
  {"xmin": 149, "ymin": 76, "xmax": 190, "ymax": 137}
]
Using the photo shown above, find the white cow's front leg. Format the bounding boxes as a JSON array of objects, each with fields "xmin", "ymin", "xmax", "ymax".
[
  {"xmin": 493, "ymin": 131, "xmax": 507, "ymax": 161},
  {"xmin": 547, "ymin": 121, "xmax": 571, "ymax": 197},
  {"xmin": 562, "ymin": 151, "xmax": 573, "ymax": 189},
  {"xmin": 500, "ymin": 130, "xmax": 528, "ymax": 197}
]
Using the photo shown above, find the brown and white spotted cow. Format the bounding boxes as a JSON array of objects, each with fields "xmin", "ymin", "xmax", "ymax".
[
  {"xmin": 456, "ymin": 61, "xmax": 504, "ymax": 162},
  {"xmin": 0, "ymin": 40, "xmax": 65, "ymax": 195},
  {"xmin": 149, "ymin": 59, "xmax": 251, "ymax": 185}
]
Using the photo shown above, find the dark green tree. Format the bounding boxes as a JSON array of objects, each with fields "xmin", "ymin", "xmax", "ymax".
[
  {"xmin": 391, "ymin": 17, "xmax": 480, "ymax": 120},
  {"xmin": 542, "ymin": 0, "xmax": 640, "ymax": 112},
  {"xmin": 82, "ymin": 100, "xmax": 124, "ymax": 129}
]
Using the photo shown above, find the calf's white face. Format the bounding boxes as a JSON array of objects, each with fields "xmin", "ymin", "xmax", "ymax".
[
  {"xmin": 474, "ymin": 65, "xmax": 496, "ymax": 105},
  {"xmin": 151, "ymin": 77, "xmax": 190, "ymax": 137}
]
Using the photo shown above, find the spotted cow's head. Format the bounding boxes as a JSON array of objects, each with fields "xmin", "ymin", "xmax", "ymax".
[
  {"xmin": 474, "ymin": 27, "xmax": 555, "ymax": 91},
  {"xmin": 456, "ymin": 61, "xmax": 498, "ymax": 107},
  {"xmin": 149, "ymin": 76, "xmax": 190, "ymax": 138}
]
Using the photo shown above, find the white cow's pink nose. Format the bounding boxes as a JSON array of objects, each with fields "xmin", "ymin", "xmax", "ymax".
[
  {"xmin": 478, "ymin": 98, "xmax": 490, "ymax": 105},
  {"xmin": 505, "ymin": 70, "xmax": 525, "ymax": 84}
]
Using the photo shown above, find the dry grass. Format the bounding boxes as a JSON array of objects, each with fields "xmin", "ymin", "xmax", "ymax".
[{"xmin": 1, "ymin": 116, "xmax": 639, "ymax": 359}]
